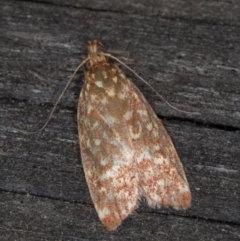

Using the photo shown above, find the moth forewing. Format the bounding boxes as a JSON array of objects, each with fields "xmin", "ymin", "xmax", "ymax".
[{"xmin": 78, "ymin": 40, "xmax": 191, "ymax": 230}]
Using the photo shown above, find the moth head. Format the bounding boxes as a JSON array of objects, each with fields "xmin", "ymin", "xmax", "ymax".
[{"xmin": 88, "ymin": 40, "xmax": 106, "ymax": 67}]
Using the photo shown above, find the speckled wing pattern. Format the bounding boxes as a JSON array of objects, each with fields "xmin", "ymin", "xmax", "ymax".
[{"xmin": 78, "ymin": 40, "xmax": 191, "ymax": 230}]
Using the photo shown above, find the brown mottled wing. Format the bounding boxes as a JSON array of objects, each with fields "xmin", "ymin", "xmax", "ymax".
[
  {"xmin": 78, "ymin": 63, "xmax": 140, "ymax": 230},
  {"xmin": 129, "ymin": 83, "xmax": 191, "ymax": 209},
  {"xmin": 78, "ymin": 62, "xmax": 191, "ymax": 230}
]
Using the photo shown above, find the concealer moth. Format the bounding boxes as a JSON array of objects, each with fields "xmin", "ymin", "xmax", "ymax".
[{"xmin": 78, "ymin": 40, "xmax": 191, "ymax": 230}]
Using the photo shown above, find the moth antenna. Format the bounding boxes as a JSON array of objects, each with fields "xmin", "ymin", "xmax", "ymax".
[
  {"xmin": 104, "ymin": 53, "xmax": 200, "ymax": 115},
  {"xmin": 15, "ymin": 57, "xmax": 90, "ymax": 135}
]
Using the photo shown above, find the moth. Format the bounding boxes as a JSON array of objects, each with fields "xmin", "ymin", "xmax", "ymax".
[{"xmin": 78, "ymin": 40, "xmax": 191, "ymax": 230}]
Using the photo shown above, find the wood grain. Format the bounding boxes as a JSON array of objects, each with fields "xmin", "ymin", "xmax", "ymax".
[{"xmin": 1, "ymin": 0, "xmax": 240, "ymax": 240}]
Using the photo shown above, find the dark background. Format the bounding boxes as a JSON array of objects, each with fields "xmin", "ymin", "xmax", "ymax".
[{"xmin": 1, "ymin": 0, "xmax": 240, "ymax": 240}]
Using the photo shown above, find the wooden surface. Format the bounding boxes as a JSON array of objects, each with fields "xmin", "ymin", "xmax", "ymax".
[{"xmin": 1, "ymin": 0, "xmax": 240, "ymax": 240}]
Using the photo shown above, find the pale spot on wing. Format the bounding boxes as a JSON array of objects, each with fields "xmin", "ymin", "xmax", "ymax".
[
  {"xmin": 137, "ymin": 109, "xmax": 148, "ymax": 117},
  {"xmin": 101, "ymin": 96, "xmax": 108, "ymax": 105},
  {"xmin": 110, "ymin": 139, "xmax": 120, "ymax": 146},
  {"xmin": 154, "ymin": 144, "xmax": 160, "ymax": 151},
  {"xmin": 156, "ymin": 179, "xmax": 165, "ymax": 188},
  {"xmin": 133, "ymin": 92, "xmax": 139, "ymax": 100},
  {"xmin": 153, "ymin": 122, "xmax": 159, "ymax": 130},
  {"xmin": 100, "ymin": 158, "xmax": 108, "ymax": 166},
  {"xmin": 124, "ymin": 111, "xmax": 132, "ymax": 120},
  {"xmin": 99, "ymin": 186, "xmax": 107, "ymax": 194},
  {"xmin": 120, "ymin": 209, "xmax": 127, "ymax": 216},
  {"xmin": 87, "ymin": 104, "xmax": 93, "ymax": 114},
  {"xmin": 120, "ymin": 142, "xmax": 135, "ymax": 160},
  {"xmin": 84, "ymin": 92, "xmax": 88, "ymax": 98},
  {"xmin": 95, "ymin": 80, "xmax": 103, "ymax": 87},
  {"xmin": 86, "ymin": 84, "xmax": 90, "ymax": 90},
  {"xmin": 154, "ymin": 156, "xmax": 164, "ymax": 165},
  {"xmin": 102, "ymin": 131, "xmax": 108, "ymax": 139},
  {"xmin": 99, "ymin": 173, "xmax": 108, "ymax": 181},
  {"xmin": 127, "ymin": 198, "xmax": 137, "ymax": 210},
  {"xmin": 113, "ymin": 156, "xmax": 124, "ymax": 166},
  {"xmin": 112, "ymin": 76, "xmax": 118, "ymax": 83},
  {"xmin": 91, "ymin": 94, "xmax": 97, "ymax": 101},
  {"xmin": 117, "ymin": 92, "xmax": 125, "ymax": 100},
  {"xmin": 146, "ymin": 122, "xmax": 153, "ymax": 131},
  {"xmin": 163, "ymin": 158, "xmax": 170, "ymax": 165},
  {"xmin": 123, "ymin": 83, "xmax": 130, "ymax": 91},
  {"xmin": 92, "ymin": 121, "xmax": 99, "ymax": 129},
  {"xmin": 120, "ymin": 73, "xmax": 125, "ymax": 79},
  {"xmin": 104, "ymin": 115, "xmax": 116, "ymax": 125},
  {"xmin": 116, "ymin": 188, "xmax": 126, "ymax": 199},
  {"xmin": 153, "ymin": 130, "xmax": 158, "ymax": 137},
  {"xmin": 137, "ymin": 147, "xmax": 151, "ymax": 164},
  {"xmin": 98, "ymin": 207, "xmax": 110, "ymax": 219},
  {"xmin": 90, "ymin": 145, "xmax": 98, "ymax": 155},
  {"xmin": 146, "ymin": 197, "xmax": 158, "ymax": 208},
  {"xmin": 91, "ymin": 73, "xmax": 95, "ymax": 79},
  {"xmin": 97, "ymin": 113, "xmax": 117, "ymax": 127},
  {"xmin": 98, "ymin": 170, "xmax": 110, "ymax": 181},
  {"xmin": 100, "ymin": 168, "xmax": 116, "ymax": 180},
  {"xmin": 143, "ymin": 147, "xmax": 151, "ymax": 159},
  {"xmin": 94, "ymin": 139, "xmax": 101, "ymax": 146},
  {"xmin": 151, "ymin": 193, "xmax": 161, "ymax": 202},
  {"xmin": 86, "ymin": 139, "xmax": 91, "ymax": 148},
  {"xmin": 85, "ymin": 169, "xmax": 92, "ymax": 177},
  {"xmin": 179, "ymin": 184, "xmax": 190, "ymax": 194},
  {"xmin": 102, "ymin": 71, "xmax": 107, "ymax": 79},
  {"xmin": 106, "ymin": 87, "xmax": 115, "ymax": 97},
  {"xmin": 111, "ymin": 67, "xmax": 117, "ymax": 73},
  {"xmin": 130, "ymin": 122, "xmax": 142, "ymax": 140}
]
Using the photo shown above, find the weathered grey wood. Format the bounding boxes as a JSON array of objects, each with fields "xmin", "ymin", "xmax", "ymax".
[
  {"xmin": 1, "ymin": 0, "xmax": 240, "ymax": 240},
  {"xmin": 35, "ymin": 0, "xmax": 240, "ymax": 25},
  {"xmin": 0, "ymin": 192, "xmax": 239, "ymax": 241}
]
